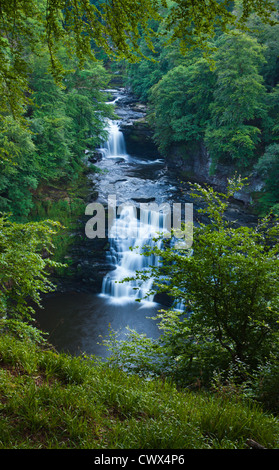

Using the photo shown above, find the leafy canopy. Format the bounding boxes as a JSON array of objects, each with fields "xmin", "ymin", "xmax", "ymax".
[
  {"xmin": 0, "ymin": 0, "xmax": 277, "ymax": 121},
  {"xmin": 205, "ymin": 31, "xmax": 267, "ymax": 165},
  {"xmin": 0, "ymin": 215, "xmax": 63, "ymax": 321},
  {"xmin": 125, "ymin": 6, "xmax": 279, "ymax": 213}
]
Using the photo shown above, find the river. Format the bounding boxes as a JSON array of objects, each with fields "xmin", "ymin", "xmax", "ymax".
[{"xmin": 35, "ymin": 88, "xmax": 258, "ymax": 358}]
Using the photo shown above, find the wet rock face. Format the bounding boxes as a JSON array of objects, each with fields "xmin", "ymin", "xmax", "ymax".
[
  {"xmin": 123, "ymin": 127, "xmax": 158, "ymax": 158},
  {"xmin": 111, "ymin": 88, "xmax": 158, "ymax": 157},
  {"xmin": 114, "ymin": 89, "xmax": 263, "ymax": 207},
  {"xmin": 86, "ymin": 150, "xmax": 103, "ymax": 164},
  {"xmin": 166, "ymin": 141, "xmax": 264, "ymax": 206}
]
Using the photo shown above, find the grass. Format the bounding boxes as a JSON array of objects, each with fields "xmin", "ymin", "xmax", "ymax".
[{"xmin": 0, "ymin": 325, "xmax": 278, "ymax": 449}]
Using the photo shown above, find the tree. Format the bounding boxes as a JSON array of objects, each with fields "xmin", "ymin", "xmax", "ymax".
[
  {"xmin": 256, "ymin": 143, "xmax": 279, "ymax": 214},
  {"xmin": 64, "ymin": 59, "xmax": 114, "ymax": 162},
  {"xmin": 0, "ymin": 0, "xmax": 277, "ymax": 124},
  {"xmin": 0, "ymin": 215, "xmax": 63, "ymax": 321},
  {"xmin": 149, "ymin": 58, "xmax": 215, "ymax": 155},
  {"xmin": 29, "ymin": 53, "xmax": 74, "ymax": 182},
  {"xmin": 0, "ymin": 46, "xmax": 114, "ymax": 220},
  {"xmin": 246, "ymin": 9, "xmax": 279, "ymax": 89},
  {"xmin": 205, "ymin": 31, "xmax": 267, "ymax": 167},
  {"xmin": 117, "ymin": 178, "xmax": 279, "ymax": 385},
  {"xmin": 0, "ymin": 117, "xmax": 38, "ymax": 219}
]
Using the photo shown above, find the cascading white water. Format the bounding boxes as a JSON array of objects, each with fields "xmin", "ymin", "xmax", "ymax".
[
  {"xmin": 100, "ymin": 118, "xmax": 165, "ymax": 305},
  {"xmin": 104, "ymin": 120, "xmax": 127, "ymax": 158},
  {"xmin": 101, "ymin": 205, "xmax": 166, "ymax": 305}
]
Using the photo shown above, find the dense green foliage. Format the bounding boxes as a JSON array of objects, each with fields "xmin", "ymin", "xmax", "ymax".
[
  {"xmin": 0, "ymin": 41, "xmax": 113, "ymax": 318},
  {"xmin": 0, "ymin": 0, "xmax": 158, "ymax": 122},
  {"xmin": 1, "ymin": 325, "xmax": 279, "ymax": 449},
  {"xmin": 0, "ymin": 0, "xmax": 276, "ymax": 120},
  {"xmin": 0, "ymin": 4, "xmax": 118, "ymax": 323},
  {"xmin": 126, "ymin": 5, "xmax": 279, "ymax": 213},
  {"xmin": 107, "ymin": 179, "xmax": 279, "ymax": 395},
  {"xmin": 0, "ymin": 216, "xmax": 62, "ymax": 321},
  {"xmin": 0, "ymin": 49, "xmax": 113, "ymax": 219},
  {"xmin": 205, "ymin": 32, "xmax": 266, "ymax": 166}
]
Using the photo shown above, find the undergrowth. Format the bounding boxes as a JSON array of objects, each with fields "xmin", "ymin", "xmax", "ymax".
[{"xmin": 0, "ymin": 321, "xmax": 278, "ymax": 449}]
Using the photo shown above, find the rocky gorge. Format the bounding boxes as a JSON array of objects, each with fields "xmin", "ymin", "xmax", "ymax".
[
  {"xmin": 34, "ymin": 86, "xmax": 260, "ymax": 357},
  {"xmin": 51, "ymin": 87, "xmax": 260, "ymax": 294}
]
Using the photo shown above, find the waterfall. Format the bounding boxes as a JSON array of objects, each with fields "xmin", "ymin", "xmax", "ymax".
[
  {"xmin": 104, "ymin": 120, "xmax": 127, "ymax": 158},
  {"xmin": 99, "ymin": 119, "xmax": 166, "ymax": 305},
  {"xmin": 101, "ymin": 205, "xmax": 166, "ymax": 305}
]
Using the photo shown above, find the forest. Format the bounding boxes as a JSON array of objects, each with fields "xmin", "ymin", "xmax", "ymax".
[
  {"xmin": 126, "ymin": 4, "xmax": 279, "ymax": 215},
  {"xmin": 1, "ymin": 1, "xmax": 279, "ymax": 219},
  {"xmin": 0, "ymin": 0, "xmax": 279, "ymax": 450}
]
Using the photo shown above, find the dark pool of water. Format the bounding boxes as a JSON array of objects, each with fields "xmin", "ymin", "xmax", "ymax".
[{"xmin": 35, "ymin": 292, "xmax": 162, "ymax": 357}]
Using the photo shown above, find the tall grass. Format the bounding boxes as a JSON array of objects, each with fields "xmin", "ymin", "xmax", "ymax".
[{"xmin": 0, "ymin": 325, "xmax": 278, "ymax": 449}]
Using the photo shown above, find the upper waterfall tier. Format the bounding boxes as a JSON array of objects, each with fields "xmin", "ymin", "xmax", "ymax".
[{"xmin": 103, "ymin": 121, "xmax": 127, "ymax": 159}]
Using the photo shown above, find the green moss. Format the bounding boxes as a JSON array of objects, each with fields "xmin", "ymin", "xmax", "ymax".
[{"xmin": 28, "ymin": 167, "xmax": 92, "ymax": 268}]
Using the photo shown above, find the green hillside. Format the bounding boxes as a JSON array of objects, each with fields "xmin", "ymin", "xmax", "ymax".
[{"xmin": 0, "ymin": 323, "xmax": 278, "ymax": 450}]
